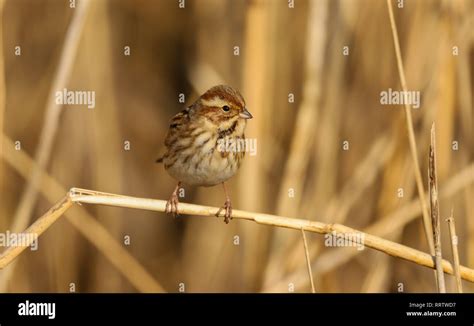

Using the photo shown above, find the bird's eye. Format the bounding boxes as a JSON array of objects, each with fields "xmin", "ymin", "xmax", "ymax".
[{"xmin": 222, "ymin": 105, "xmax": 230, "ymax": 112}]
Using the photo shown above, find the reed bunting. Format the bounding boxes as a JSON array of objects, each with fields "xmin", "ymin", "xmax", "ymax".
[{"xmin": 157, "ymin": 85, "xmax": 253, "ymax": 223}]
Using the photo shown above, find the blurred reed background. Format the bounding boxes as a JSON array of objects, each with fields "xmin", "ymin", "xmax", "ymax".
[{"xmin": 0, "ymin": 0, "xmax": 473, "ymax": 293}]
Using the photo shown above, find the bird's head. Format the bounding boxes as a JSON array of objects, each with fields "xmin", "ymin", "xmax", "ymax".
[{"xmin": 196, "ymin": 85, "xmax": 252, "ymax": 128}]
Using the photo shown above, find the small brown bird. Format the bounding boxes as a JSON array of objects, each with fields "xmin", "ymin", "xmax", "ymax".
[{"xmin": 157, "ymin": 85, "xmax": 253, "ymax": 223}]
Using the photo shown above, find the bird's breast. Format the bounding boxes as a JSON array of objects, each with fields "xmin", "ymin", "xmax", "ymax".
[{"xmin": 164, "ymin": 127, "xmax": 245, "ymax": 187}]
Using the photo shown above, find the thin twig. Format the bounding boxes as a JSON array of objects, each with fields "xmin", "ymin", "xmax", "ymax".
[
  {"xmin": 0, "ymin": 196, "xmax": 72, "ymax": 269},
  {"xmin": 301, "ymin": 228, "xmax": 315, "ymax": 293},
  {"xmin": 446, "ymin": 208, "xmax": 463, "ymax": 293},
  {"xmin": 1, "ymin": 187, "xmax": 474, "ymax": 284},
  {"xmin": 429, "ymin": 123, "xmax": 446, "ymax": 293},
  {"xmin": 386, "ymin": 0, "xmax": 435, "ymax": 255}
]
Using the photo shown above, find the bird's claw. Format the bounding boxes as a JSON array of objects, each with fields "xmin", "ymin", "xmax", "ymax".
[
  {"xmin": 216, "ymin": 198, "xmax": 232, "ymax": 224},
  {"xmin": 165, "ymin": 193, "xmax": 179, "ymax": 217}
]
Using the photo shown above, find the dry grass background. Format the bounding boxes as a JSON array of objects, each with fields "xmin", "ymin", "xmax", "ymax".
[{"xmin": 0, "ymin": 0, "xmax": 473, "ymax": 293}]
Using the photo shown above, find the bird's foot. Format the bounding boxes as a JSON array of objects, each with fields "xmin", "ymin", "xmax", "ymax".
[
  {"xmin": 165, "ymin": 192, "xmax": 179, "ymax": 217},
  {"xmin": 216, "ymin": 198, "xmax": 232, "ymax": 224}
]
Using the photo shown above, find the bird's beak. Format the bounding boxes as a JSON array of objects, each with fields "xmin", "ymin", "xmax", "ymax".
[{"xmin": 239, "ymin": 108, "xmax": 253, "ymax": 119}]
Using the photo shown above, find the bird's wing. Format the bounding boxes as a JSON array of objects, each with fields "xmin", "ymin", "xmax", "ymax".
[
  {"xmin": 164, "ymin": 107, "xmax": 192, "ymax": 147},
  {"xmin": 156, "ymin": 107, "xmax": 193, "ymax": 163}
]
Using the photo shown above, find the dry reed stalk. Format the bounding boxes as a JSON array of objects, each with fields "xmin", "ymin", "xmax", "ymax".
[
  {"xmin": 386, "ymin": 0, "xmax": 435, "ymax": 254},
  {"xmin": 0, "ymin": 196, "xmax": 72, "ymax": 269},
  {"xmin": 10, "ymin": 0, "xmax": 91, "ymax": 233},
  {"xmin": 455, "ymin": 14, "xmax": 474, "ymax": 272},
  {"xmin": 195, "ymin": 0, "xmax": 242, "ymax": 84},
  {"xmin": 274, "ymin": 0, "xmax": 328, "ymax": 216},
  {"xmin": 310, "ymin": 30, "xmax": 344, "ymax": 214},
  {"xmin": 1, "ymin": 186, "xmax": 474, "ymax": 285},
  {"xmin": 2, "ymin": 0, "xmax": 92, "ymax": 291},
  {"xmin": 238, "ymin": 0, "xmax": 273, "ymax": 290},
  {"xmin": 429, "ymin": 123, "xmax": 446, "ymax": 293},
  {"xmin": 240, "ymin": 0, "xmax": 267, "ymax": 214},
  {"xmin": 455, "ymin": 8, "xmax": 472, "ymax": 151},
  {"xmin": 465, "ymin": 186, "xmax": 474, "ymax": 275},
  {"xmin": 1, "ymin": 136, "xmax": 165, "ymax": 293},
  {"xmin": 301, "ymin": 229, "xmax": 315, "ymax": 293},
  {"xmin": 434, "ymin": 20, "xmax": 456, "ymax": 180},
  {"xmin": 446, "ymin": 209, "xmax": 463, "ymax": 293},
  {"xmin": 265, "ymin": 0, "xmax": 329, "ymax": 284},
  {"xmin": 84, "ymin": 1, "xmax": 127, "ymax": 291},
  {"xmin": 264, "ymin": 164, "xmax": 474, "ymax": 292}
]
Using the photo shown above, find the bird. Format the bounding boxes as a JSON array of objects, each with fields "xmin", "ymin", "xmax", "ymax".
[{"xmin": 156, "ymin": 85, "xmax": 253, "ymax": 223}]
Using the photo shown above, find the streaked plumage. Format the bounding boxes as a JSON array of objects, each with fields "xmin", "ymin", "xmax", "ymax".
[{"xmin": 157, "ymin": 85, "xmax": 252, "ymax": 223}]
